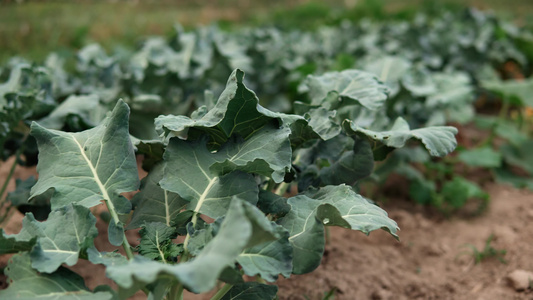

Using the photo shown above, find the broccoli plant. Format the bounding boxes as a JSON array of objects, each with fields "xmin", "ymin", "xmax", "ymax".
[{"xmin": 0, "ymin": 69, "xmax": 457, "ymax": 299}]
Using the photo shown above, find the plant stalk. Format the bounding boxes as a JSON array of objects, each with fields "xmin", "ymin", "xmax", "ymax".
[
  {"xmin": 210, "ymin": 283, "xmax": 233, "ymax": 300},
  {"xmin": 274, "ymin": 181, "xmax": 290, "ymax": 196},
  {"xmin": 0, "ymin": 154, "xmax": 18, "ymax": 203},
  {"xmin": 0, "ymin": 142, "xmax": 25, "ymax": 225},
  {"xmin": 103, "ymin": 199, "xmax": 135, "ymax": 260},
  {"xmin": 168, "ymin": 283, "xmax": 183, "ymax": 300}
]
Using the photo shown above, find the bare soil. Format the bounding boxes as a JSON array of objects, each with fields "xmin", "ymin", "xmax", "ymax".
[{"xmin": 1, "ymin": 157, "xmax": 533, "ymax": 300}]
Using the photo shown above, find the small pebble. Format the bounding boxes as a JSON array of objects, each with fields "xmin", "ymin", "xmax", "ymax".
[{"xmin": 507, "ymin": 270, "xmax": 533, "ymax": 291}]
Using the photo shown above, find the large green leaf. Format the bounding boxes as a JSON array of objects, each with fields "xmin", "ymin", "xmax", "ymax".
[
  {"xmin": 278, "ymin": 185, "xmax": 398, "ymax": 274},
  {"xmin": 361, "ymin": 55, "xmax": 411, "ymax": 97},
  {"xmin": 7, "ymin": 176, "xmax": 51, "ymax": 221},
  {"xmin": 106, "ymin": 198, "xmax": 276, "ymax": 294},
  {"xmin": 237, "ymin": 225, "xmax": 293, "ymax": 282},
  {"xmin": 458, "ymin": 147, "xmax": 502, "ymax": 168},
  {"xmin": 37, "ymin": 94, "xmax": 106, "ymax": 130},
  {"xmin": 209, "ymin": 124, "xmax": 292, "ymax": 183},
  {"xmin": 127, "ymin": 164, "xmax": 187, "ymax": 229},
  {"xmin": 303, "ymin": 69, "xmax": 389, "ymax": 110},
  {"xmin": 483, "ymin": 78, "xmax": 533, "ymax": 107},
  {"xmin": 155, "ymin": 69, "xmax": 282, "ymax": 147},
  {"xmin": 299, "ymin": 107, "xmax": 341, "ymax": 141},
  {"xmin": 0, "ymin": 253, "xmax": 114, "ymax": 300},
  {"xmin": 344, "ymin": 117, "xmax": 457, "ymax": 159},
  {"xmin": 500, "ymin": 140, "xmax": 533, "ymax": 175},
  {"xmin": 130, "ymin": 137, "xmax": 165, "ymax": 171},
  {"xmin": 319, "ymin": 137, "xmax": 374, "ymax": 186},
  {"xmin": 23, "ymin": 204, "xmax": 98, "ymax": 273},
  {"xmin": 160, "ymin": 138, "xmax": 258, "ymax": 219},
  {"xmin": 30, "ymin": 100, "xmax": 140, "ymax": 245},
  {"xmin": 221, "ymin": 282, "xmax": 278, "ymax": 300},
  {"xmin": 494, "ymin": 168, "xmax": 533, "ymax": 190},
  {"xmin": 0, "ymin": 228, "xmax": 36, "ymax": 255},
  {"xmin": 87, "ymin": 247, "xmax": 128, "ymax": 267},
  {"xmin": 426, "ymin": 72, "xmax": 473, "ymax": 107}
]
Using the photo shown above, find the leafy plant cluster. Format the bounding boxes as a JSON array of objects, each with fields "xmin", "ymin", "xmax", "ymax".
[
  {"xmin": 0, "ymin": 7, "xmax": 532, "ymax": 298},
  {"xmin": 2, "ymin": 8, "xmax": 533, "ymax": 217},
  {"xmin": 0, "ymin": 67, "xmax": 457, "ymax": 299}
]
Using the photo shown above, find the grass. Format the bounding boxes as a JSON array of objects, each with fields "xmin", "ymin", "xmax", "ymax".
[
  {"xmin": 461, "ymin": 234, "xmax": 507, "ymax": 265},
  {"xmin": 1, "ymin": 0, "xmax": 533, "ymax": 64}
]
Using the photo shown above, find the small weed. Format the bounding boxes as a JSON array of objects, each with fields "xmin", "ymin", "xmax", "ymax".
[
  {"xmin": 304, "ymin": 288, "xmax": 337, "ymax": 300},
  {"xmin": 461, "ymin": 234, "xmax": 507, "ymax": 264}
]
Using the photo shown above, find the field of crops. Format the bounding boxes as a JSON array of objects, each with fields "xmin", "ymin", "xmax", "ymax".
[{"xmin": 1, "ymin": 1, "xmax": 533, "ymax": 299}]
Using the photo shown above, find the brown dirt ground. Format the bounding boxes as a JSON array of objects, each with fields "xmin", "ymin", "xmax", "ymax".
[{"xmin": 1, "ymin": 156, "xmax": 533, "ymax": 300}]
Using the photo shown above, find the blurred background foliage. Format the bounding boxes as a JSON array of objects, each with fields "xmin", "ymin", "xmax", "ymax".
[{"xmin": 1, "ymin": 0, "xmax": 533, "ymax": 64}]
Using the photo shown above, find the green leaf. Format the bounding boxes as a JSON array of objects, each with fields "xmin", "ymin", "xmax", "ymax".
[
  {"xmin": 237, "ymin": 225, "xmax": 292, "ymax": 282},
  {"xmin": 409, "ymin": 179, "xmax": 436, "ymax": 205},
  {"xmin": 239, "ymin": 200, "xmax": 281, "ymax": 248},
  {"xmin": 87, "ymin": 247, "xmax": 128, "ymax": 267},
  {"xmin": 494, "ymin": 168, "xmax": 533, "ymax": 190},
  {"xmin": 30, "ymin": 99, "xmax": 139, "ymax": 210},
  {"xmin": 130, "ymin": 138, "xmax": 165, "ymax": 172},
  {"xmin": 473, "ymin": 116, "xmax": 528, "ymax": 146},
  {"xmin": 7, "ymin": 176, "xmax": 38, "ymax": 206},
  {"xmin": 303, "ymin": 69, "xmax": 389, "ymax": 110},
  {"xmin": 344, "ymin": 117, "xmax": 458, "ymax": 159},
  {"xmin": 319, "ymin": 137, "xmax": 374, "ymax": 186},
  {"xmin": 458, "ymin": 147, "xmax": 502, "ymax": 168},
  {"xmin": 209, "ymin": 124, "xmax": 292, "ymax": 183},
  {"xmin": 278, "ymin": 200, "xmax": 324, "ymax": 274},
  {"xmin": 441, "ymin": 176, "xmax": 488, "ymax": 209},
  {"xmin": 127, "ymin": 164, "xmax": 187, "ymax": 229},
  {"xmin": 401, "ymin": 66, "xmax": 436, "ymax": 97},
  {"xmin": 500, "ymin": 140, "xmax": 533, "ymax": 175},
  {"xmin": 0, "ymin": 253, "xmax": 113, "ymax": 300},
  {"xmin": 0, "ymin": 228, "xmax": 36, "ymax": 255},
  {"xmin": 155, "ymin": 69, "xmax": 283, "ymax": 147},
  {"xmin": 218, "ymin": 267, "xmax": 245, "ymax": 285},
  {"xmin": 23, "ymin": 204, "xmax": 98, "ymax": 273},
  {"xmin": 37, "ymin": 94, "xmax": 106, "ymax": 130},
  {"xmin": 7, "ymin": 176, "xmax": 51, "ymax": 221},
  {"xmin": 221, "ymin": 282, "xmax": 278, "ymax": 300},
  {"xmin": 106, "ymin": 198, "xmax": 273, "ymax": 293},
  {"xmin": 483, "ymin": 78, "xmax": 533, "ymax": 107},
  {"xmin": 304, "ymin": 107, "xmax": 341, "ymax": 140},
  {"xmin": 138, "ymin": 222, "xmax": 180, "ymax": 262},
  {"xmin": 30, "ymin": 100, "xmax": 140, "ymax": 246},
  {"xmin": 160, "ymin": 138, "xmax": 258, "ymax": 220},
  {"xmin": 362, "ymin": 55, "xmax": 412, "ymax": 97},
  {"xmin": 308, "ymin": 186, "xmax": 398, "ymax": 236},
  {"xmin": 186, "ymin": 222, "xmax": 215, "ymax": 256},
  {"xmin": 257, "ymin": 190, "xmax": 290, "ymax": 218},
  {"xmin": 278, "ymin": 185, "xmax": 398, "ymax": 274},
  {"xmin": 426, "ymin": 72, "xmax": 474, "ymax": 107}
]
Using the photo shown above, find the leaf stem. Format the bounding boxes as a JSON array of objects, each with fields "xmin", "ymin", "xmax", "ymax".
[
  {"xmin": 0, "ymin": 152, "xmax": 19, "ymax": 203},
  {"xmin": 256, "ymin": 276, "xmax": 267, "ymax": 284},
  {"xmin": 0, "ymin": 131, "xmax": 27, "ymax": 203},
  {"xmin": 168, "ymin": 283, "xmax": 183, "ymax": 300},
  {"xmin": 274, "ymin": 182, "xmax": 290, "ymax": 196},
  {"xmin": 0, "ymin": 140, "xmax": 25, "ymax": 225},
  {"xmin": 71, "ymin": 134, "xmax": 135, "ymax": 260},
  {"xmin": 104, "ymin": 199, "xmax": 134, "ymax": 260},
  {"xmin": 210, "ymin": 283, "xmax": 233, "ymax": 300}
]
